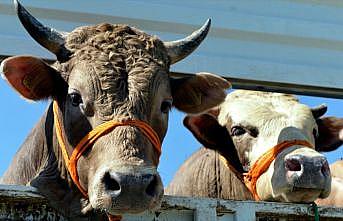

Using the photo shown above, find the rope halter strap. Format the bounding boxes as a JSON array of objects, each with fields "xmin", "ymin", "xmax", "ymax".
[
  {"xmin": 221, "ymin": 139, "xmax": 314, "ymax": 200},
  {"xmin": 52, "ymin": 100, "xmax": 162, "ymax": 197}
]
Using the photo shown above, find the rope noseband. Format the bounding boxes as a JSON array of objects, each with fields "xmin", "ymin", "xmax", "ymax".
[
  {"xmin": 221, "ymin": 139, "xmax": 314, "ymax": 200},
  {"xmin": 53, "ymin": 100, "xmax": 161, "ymax": 219}
]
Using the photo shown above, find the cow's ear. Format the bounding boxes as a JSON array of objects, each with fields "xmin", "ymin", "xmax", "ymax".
[
  {"xmin": 316, "ymin": 117, "xmax": 343, "ymax": 152},
  {"xmin": 311, "ymin": 104, "xmax": 328, "ymax": 119},
  {"xmin": 1, "ymin": 55, "xmax": 62, "ymax": 101},
  {"xmin": 171, "ymin": 72, "xmax": 230, "ymax": 114},
  {"xmin": 183, "ymin": 113, "xmax": 244, "ymax": 173}
]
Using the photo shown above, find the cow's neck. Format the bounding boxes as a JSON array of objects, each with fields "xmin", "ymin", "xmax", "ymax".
[{"xmin": 1, "ymin": 102, "xmax": 105, "ymax": 220}]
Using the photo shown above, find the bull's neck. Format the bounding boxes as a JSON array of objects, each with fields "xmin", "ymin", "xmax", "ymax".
[
  {"xmin": 1, "ymin": 102, "xmax": 102, "ymax": 219},
  {"xmin": 1, "ymin": 103, "xmax": 54, "ymax": 185},
  {"xmin": 31, "ymin": 102, "xmax": 86, "ymax": 218}
]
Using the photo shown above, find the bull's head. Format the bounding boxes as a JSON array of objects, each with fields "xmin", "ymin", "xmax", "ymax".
[
  {"xmin": 0, "ymin": 0, "xmax": 230, "ymax": 215},
  {"xmin": 184, "ymin": 90, "xmax": 343, "ymax": 203}
]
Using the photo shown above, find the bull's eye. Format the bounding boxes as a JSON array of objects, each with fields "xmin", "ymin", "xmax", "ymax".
[
  {"xmin": 161, "ymin": 99, "xmax": 172, "ymax": 113},
  {"xmin": 69, "ymin": 93, "xmax": 83, "ymax": 107},
  {"xmin": 231, "ymin": 126, "xmax": 246, "ymax": 136}
]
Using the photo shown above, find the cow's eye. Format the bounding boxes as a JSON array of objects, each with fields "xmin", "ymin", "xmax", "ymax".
[
  {"xmin": 69, "ymin": 93, "xmax": 83, "ymax": 107},
  {"xmin": 161, "ymin": 99, "xmax": 172, "ymax": 113},
  {"xmin": 231, "ymin": 126, "xmax": 246, "ymax": 136}
]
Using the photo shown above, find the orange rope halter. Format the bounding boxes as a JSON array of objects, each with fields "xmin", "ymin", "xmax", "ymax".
[
  {"xmin": 221, "ymin": 139, "xmax": 313, "ymax": 200},
  {"xmin": 53, "ymin": 100, "xmax": 161, "ymax": 219},
  {"xmin": 107, "ymin": 214, "xmax": 122, "ymax": 221}
]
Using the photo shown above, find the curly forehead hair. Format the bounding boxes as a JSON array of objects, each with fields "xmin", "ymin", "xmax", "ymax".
[
  {"xmin": 56, "ymin": 23, "xmax": 171, "ymax": 118},
  {"xmin": 56, "ymin": 23, "xmax": 170, "ymax": 77},
  {"xmin": 65, "ymin": 23, "xmax": 169, "ymax": 66}
]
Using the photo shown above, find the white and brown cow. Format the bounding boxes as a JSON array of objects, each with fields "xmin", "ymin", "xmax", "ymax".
[
  {"xmin": 167, "ymin": 90, "xmax": 343, "ymax": 203},
  {"xmin": 0, "ymin": 1, "xmax": 230, "ymax": 220}
]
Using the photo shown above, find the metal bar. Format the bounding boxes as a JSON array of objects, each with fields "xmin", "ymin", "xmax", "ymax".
[
  {"xmin": 194, "ymin": 206, "xmax": 217, "ymax": 221},
  {"xmin": 170, "ymin": 72, "xmax": 343, "ymax": 99},
  {"xmin": 3, "ymin": 55, "xmax": 340, "ymax": 98},
  {"xmin": 1, "ymin": 186, "xmax": 343, "ymax": 220},
  {"xmin": 1, "ymin": 54, "xmax": 342, "ymax": 98}
]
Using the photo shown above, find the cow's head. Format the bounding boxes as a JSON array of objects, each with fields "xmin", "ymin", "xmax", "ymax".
[
  {"xmin": 0, "ymin": 1, "xmax": 230, "ymax": 214},
  {"xmin": 184, "ymin": 90, "xmax": 343, "ymax": 203}
]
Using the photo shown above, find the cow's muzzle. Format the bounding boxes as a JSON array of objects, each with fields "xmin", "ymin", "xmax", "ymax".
[
  {"xmin": 285, "ymin": 154, "xmax": 331, "ymax": 193},
  {"xmin": 89, "ymin": 168, "xmax": 163, "ymax": 214}
]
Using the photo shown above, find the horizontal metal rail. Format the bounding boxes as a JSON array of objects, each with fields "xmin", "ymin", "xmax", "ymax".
[
  {"xmin": 170, "ymin": 72, "xmax": 343, "ymax": 99},
  {"xmin": 1, "ymin": 185, "xmax": 343, "ymax": 221},
  {"xmin": 1, "ymin": 54, "xmax": 341, "ymax": 98}
]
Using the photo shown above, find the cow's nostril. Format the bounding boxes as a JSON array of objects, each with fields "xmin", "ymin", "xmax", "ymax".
[
  {"xmin": 285, "ymin": 158, "xmax": 302, "ymax": 171},
  {"xmin": 146, "ymin": 175, "xmax": 158, "ymax": 197},
  {"xmin": 103, "ymin": 172, "xmax": 121, "ymax": 191}
]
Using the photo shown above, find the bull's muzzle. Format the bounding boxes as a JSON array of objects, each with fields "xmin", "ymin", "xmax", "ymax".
[{"xmin": 90, "ymin": 168, "xmax": 164, "ymax": 214}]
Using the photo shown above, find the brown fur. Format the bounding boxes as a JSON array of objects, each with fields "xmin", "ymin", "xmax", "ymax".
[
  {"xmin": 1, "ymin": 22, "xmax": 229, "ymax": 219},
  {"xmin": 59, "ymin": 24, "xmax": 169, "ymax": 119},
  {"xmin": 166, "ymin": 147, "xmax": 253, "ymax": 200}
]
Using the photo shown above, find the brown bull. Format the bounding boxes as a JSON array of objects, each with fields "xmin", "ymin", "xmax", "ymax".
[
  {"xmin": 0, "ymin": 1, "xmax": 230, "ymax": 219},
  {"xmin": 167, "ymin": 90, "xmax": 343, "ymax": 203}
]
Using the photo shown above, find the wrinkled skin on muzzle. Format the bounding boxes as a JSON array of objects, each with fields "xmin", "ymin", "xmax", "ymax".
[{"xmin": 88, "ymin": 166, "xmax": 163, "ymax": 214}]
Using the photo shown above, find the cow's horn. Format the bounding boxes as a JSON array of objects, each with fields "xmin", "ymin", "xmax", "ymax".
[
  {"xmin": 14, "ymin": 0, "xmax": 70, "ymax": 61},
  {"xmin": 164, "ymin": 19, "xmax": 211, "ymax": 64}
]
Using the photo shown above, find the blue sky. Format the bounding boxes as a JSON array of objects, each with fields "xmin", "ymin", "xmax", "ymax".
[{"xmin": 0, "ymin": 77, "xmax": 342, "ymax": 185}]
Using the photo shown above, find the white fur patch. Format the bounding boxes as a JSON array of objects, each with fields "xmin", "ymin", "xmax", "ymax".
[
  {"xmin": 218, "ymin": 90, "xmax": 300, "ymax": 126},
  {"xmin": 218, "ymin": 90, "xmax": 317, "ymax": 163}
]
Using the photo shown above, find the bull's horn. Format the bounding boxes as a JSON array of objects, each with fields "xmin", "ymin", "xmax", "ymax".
[
  {"xmin": 164, "ymin": 19, "xmax": 211, "ymax": 64},
  {"xmin": 14, "ymin": 0, "xmax": 70, "ymax": 61}
]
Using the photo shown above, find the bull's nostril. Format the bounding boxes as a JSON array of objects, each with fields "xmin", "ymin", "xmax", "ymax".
[
  {"xmin": 146, "ymin": 175, "xmax": 158, "ymax": 197},
  {"xmin": 103, "ymin": 172, "xmax": 120, "ymax": 191},
  {"xmin": 285, "ymin": 158, "xmax": 302, "ymax": 171}
]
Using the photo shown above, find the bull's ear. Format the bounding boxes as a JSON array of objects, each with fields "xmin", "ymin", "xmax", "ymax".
[
  {"xmin": 171, "ymin": 72, "xmax": 230, "ymax": 114},
  {"xmin": 183, "ymin": 113, "xmax": 244, "ymax": 173},
  {"xmin": 316, "ymin": 117, "xmax": 343, "ymax": 152},
  {"xmin": 1, "ymin": 55, "xmax": 61, "ymax": 101}
]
